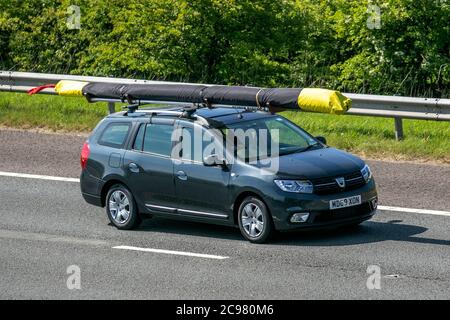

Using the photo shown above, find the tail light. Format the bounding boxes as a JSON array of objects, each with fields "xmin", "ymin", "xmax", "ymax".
[{"xmin": 80, "ymin": 142, "xmax": 90, "ymax": 169}]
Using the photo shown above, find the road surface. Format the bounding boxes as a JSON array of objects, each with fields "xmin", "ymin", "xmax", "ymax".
[{"xmin": 0, "ymin": 128, "xmax": 449, "ymax": 299}]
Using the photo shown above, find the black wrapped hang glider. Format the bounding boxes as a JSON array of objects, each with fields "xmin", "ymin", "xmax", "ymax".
[
  {"xmin": 51, "ymin": 80, "xmax": 352, "ymax": 114},
  {"xmin": 82, "ymin": 83, "xmax": 303, "ymax": 110}
]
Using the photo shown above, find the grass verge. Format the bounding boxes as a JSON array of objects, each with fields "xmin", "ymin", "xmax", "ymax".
[{"xmin": 1, "ymin": 92, "xmax": 449, "ymax": 163}]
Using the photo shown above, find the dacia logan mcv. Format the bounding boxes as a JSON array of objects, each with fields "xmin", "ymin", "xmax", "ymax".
[{"xmin": 80, "ymin": 107, "xmax": 378, "ymax": 243}]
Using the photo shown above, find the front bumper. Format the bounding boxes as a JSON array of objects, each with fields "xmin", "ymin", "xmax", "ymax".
[{"xmin": 266, "ymin": 179, "xmax": 378, "ymax": 231}]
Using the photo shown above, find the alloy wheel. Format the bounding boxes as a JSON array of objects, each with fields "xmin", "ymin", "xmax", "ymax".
[
  {"xmin": 241, "ymin": 202, "xmax": 265, "ymax": 238},
  {"xmin": 108, "ymin": 190, "xmax": 130, "ymax": 224}
]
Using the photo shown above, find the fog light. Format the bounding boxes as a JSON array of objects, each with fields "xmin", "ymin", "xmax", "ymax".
[
  {"xmin": 290, "ymin": 212, "xmax": 310, "ymax": 223},
  {"xmin": 371, "ymin": 198, "xmax": 378, "ymax": 210}
]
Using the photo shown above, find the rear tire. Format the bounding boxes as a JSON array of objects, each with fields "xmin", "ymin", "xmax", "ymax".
[
  {"xmin": 106, "ymin": 184, "xmax": 141, "ymax": 230},
  {"xmin": 238, "ymin": 196, "xmax": 274, "ymax": 243}
]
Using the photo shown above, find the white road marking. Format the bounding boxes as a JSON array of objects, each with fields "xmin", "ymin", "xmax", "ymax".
[
  {"xmin": 0, "ymin": 171, "xmax": 79, "ymax": 183},
  {"xmin": 378, "ymin": 205, "xmax": 450, "ymax": 217},
  {"xmin": 113, "ymin": 245, "xmax": 229, "ymax": 260},
  {"xmin": 0, "ymin": 230, "xmax": 228, "ymax": 260},
  {"xmin": 1, "ymin": 170, "xmax": 449, "ymax": 217}
]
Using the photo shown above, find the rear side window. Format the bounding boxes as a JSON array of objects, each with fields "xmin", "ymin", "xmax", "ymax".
[
  {"xmin": 98, "ymin": 123, "xmax": 131, "ymax": 148},
  {"xmin": 142, "ymin": 124, "xmax": 174, "ymax": 156}
]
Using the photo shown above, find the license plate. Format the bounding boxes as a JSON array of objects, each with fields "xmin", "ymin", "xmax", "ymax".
[{"xmin": 329, "ymin": 195, "xmax": 361, "ymax": 210}]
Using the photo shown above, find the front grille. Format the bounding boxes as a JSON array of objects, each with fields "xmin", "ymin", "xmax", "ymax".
[
  {"xmin": 313, "ymin": 202, "xmax": 373, "ymax": 223},
  {"xmin": 311, "ymin": 171, "xmax": 366, "ymax": 195}
]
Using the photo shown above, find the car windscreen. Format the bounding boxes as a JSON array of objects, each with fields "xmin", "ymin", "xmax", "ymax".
[{"xmin": 222, "ymin": 116, "xmax": 320, "ymax": 161}]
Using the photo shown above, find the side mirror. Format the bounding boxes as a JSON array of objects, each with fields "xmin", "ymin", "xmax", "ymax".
[
  {"xmin": 315, "ymin": 136, "xmax": 327, "ymax": 145},
  {"xmin": 203, "ymin": 154, "xmax": 226, "ymax": 167}
]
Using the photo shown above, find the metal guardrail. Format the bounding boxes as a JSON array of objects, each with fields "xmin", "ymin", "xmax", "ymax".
[{"xmin": 1, "ymin": 71, "xmax": 449, "ymax": 140}]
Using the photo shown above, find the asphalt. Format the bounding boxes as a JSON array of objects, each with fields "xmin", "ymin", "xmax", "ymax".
[{"xmin": 0, "ymin": 128, "xmax": 449, "ymax": 299}]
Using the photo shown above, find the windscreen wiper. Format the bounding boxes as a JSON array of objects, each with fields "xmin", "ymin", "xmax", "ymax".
[
  {"xmin": 278, "ymin": 147, "xmax": 304, "ymax": 156},
  {"xmin": 298, "ymin": 142, "xmax": 322, "ymax": 153},
  {"xmin": 278, "ymin": 143, "xmax": 322, "ymax": 156}
]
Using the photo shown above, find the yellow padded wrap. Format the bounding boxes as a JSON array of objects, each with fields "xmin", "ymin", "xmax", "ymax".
[
  {"xmin": 55, "ymin": 80, "xmax": 88, "ymax": 97},
  {"xmin": 298, "ymin": 88, "xmax": 351, "ymax": 115}
]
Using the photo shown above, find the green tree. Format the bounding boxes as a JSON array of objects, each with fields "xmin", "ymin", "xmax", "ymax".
[{"xmin": 0, "ymin": 0, "xmax": 448, "ymax": 97}]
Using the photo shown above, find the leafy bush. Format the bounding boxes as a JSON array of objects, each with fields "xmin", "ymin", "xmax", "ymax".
[{"xmin": 0, "ymin": 0, "xmax": 448, "ymax": 97}]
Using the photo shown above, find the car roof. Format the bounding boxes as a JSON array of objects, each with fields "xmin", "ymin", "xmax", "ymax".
[
  {"xmin": 194, "ymin": 107, "xmax": 272, "ymax": 125},
  {"xmin": 107, "ymin": 106, "xmax": 273, "ymax": 127}
]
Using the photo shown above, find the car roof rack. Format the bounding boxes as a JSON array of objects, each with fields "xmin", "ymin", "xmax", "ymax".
[
  {"xmin": 120, "ymin": 103, "xmax": 213, "ymax": 126},
  {"xmin": 114, "ymin": 99, "xmax": 265, "ymax": 113}
]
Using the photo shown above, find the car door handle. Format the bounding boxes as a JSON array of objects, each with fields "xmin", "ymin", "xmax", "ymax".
[
  {"xmin": 128, "ymin": 162, "xmax": 140, "ymax": 173},
  {"xmin": 176, "ymin": 170, "xmax": 188, "ymax": 181}
]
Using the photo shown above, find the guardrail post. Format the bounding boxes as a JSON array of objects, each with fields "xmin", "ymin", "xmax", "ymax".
[
  {"xmin": 394, "ymin": 117, "xmax": 404, "ymax": 140},
  {"xmin": 108, "ymin": 102, "xmax": 116, "ymax": 114}
]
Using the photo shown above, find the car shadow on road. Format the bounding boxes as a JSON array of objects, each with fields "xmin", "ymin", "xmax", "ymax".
[
  {"xmin": 273, "ymin": 220, "xmax": 450, "ymax": 247},
  {"xmin": 136, "ymin": 218, "xmax": 242, "ymax": 241},
  {"xmin": 136, "ymin": 218, "xmax": 450, "ymax": 247}
]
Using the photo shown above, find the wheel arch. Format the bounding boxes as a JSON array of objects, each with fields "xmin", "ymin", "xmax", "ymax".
[
  {"xmin": 232, "ymin": 190, "xmax": 270, "ymax": 226},
  {"xmin": 100, "ymin": 178, "xmax": 131, "ymax": 207}
]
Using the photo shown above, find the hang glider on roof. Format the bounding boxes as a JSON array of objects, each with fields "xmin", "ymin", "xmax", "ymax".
[{"xmin": 28, "ymin": 80, "xmax": 352, "ymax": 115}]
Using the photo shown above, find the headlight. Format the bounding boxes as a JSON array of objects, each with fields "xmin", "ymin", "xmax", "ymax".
[
  {"xmin": 361, "ymin": 164, "xmax": 372, "ymax": 183},
  {"xmin": 274, "ymin": 180, "xmax": 313, "ymax": 194}
]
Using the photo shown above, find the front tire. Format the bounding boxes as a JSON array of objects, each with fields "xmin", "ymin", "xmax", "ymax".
[
  {"xmin": 106, "ymin": 184, "xmax": 141, "ymax": 230},
  {"xmin": 238, "ymin": 196, "xmax": 274, "ymax": 243}
]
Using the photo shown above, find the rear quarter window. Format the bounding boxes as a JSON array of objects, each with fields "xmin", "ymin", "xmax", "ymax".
[
  {"xmin": 133, "ymin": 123, "xmax": 145, "ymax": 151},
  {"xmin": 98, "ymin": 122, "xmax": 131, "ymax": 148}
]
